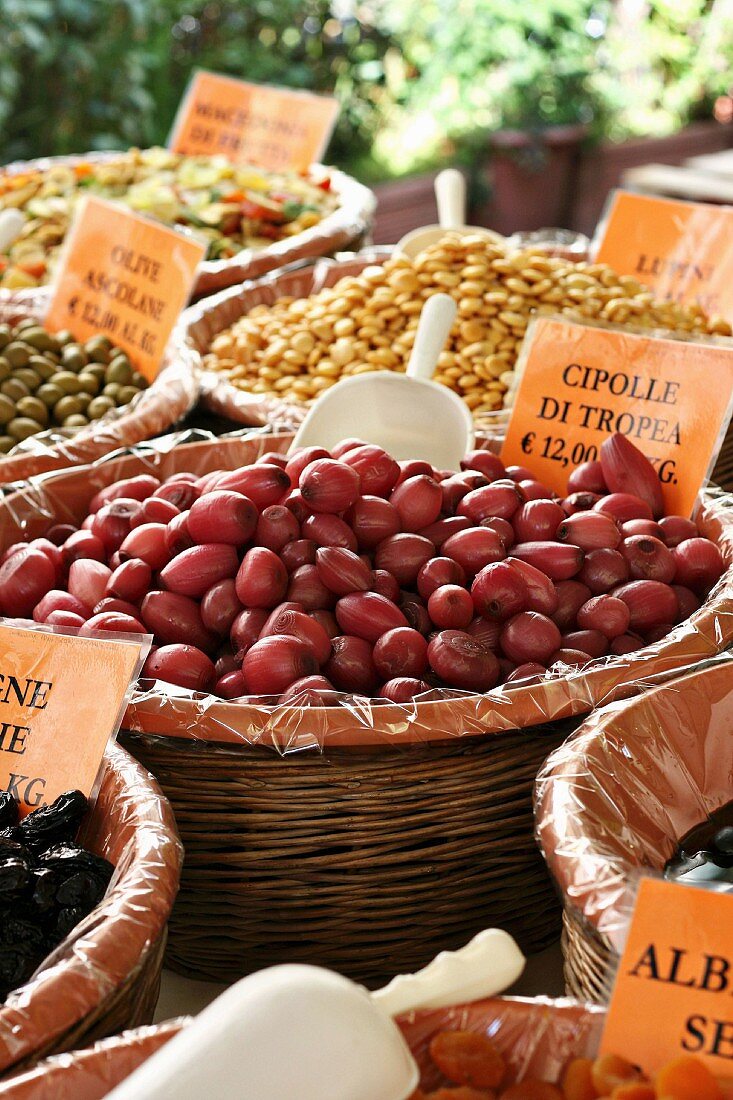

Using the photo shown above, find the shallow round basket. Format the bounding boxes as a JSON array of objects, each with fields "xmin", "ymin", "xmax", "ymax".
[
  {"xmin": 0, "ymin": 997, "xmax": 604, "ymax": 1098},
  {"xmin": 190, "ymin": 247, "xmax": 511, "ymax": 439},
  {"xmin": 0, "ymin": 152, "xmax": 375, "ymax": 303},
  {"xmin": 0, "ymin": 290, "xmax": 198, "ymax": 484},
  {"xmin": 536, "ymin": 655, "xmax": 733, "ymax": 1004},
  {"xmin": 2, "ymin": 431, "xmax": 733, "ymax": 986},
  {"xmin": 0, "ymin": 742, "xmax": 182, "ymax": 1078}
]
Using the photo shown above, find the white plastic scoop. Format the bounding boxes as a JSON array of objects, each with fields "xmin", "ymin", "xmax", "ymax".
[
  {"xmin": 397, "ymin": 168, "xmax": 503, "ymax": 258},
  {"xmin": 106, "ymin": 928, "xmax": 524, "ymax": 1100},
  {"xmin": 291, "ymin": 292, "xmax": 474, "ymax": 468},
  {"xmin": 0, "ymin": 209, "xmax": 26, "ymax": 253}
]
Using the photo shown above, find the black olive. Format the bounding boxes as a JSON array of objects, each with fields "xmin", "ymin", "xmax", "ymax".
[
  {"xmin": 18, "ymin": 790, "xmax": 88, "ymax": 853},
  {"xmin": 0, "ymin": 794, "xmax": 18, "ymax": 831}
]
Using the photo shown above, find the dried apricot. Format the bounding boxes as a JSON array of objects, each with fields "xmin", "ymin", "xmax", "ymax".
[
  {"xmin": 608, "ymin": 1085, "xmax": 655, "ymax": 1100},
  {"xmin": 561, "ymin": 1058, "xmax": 598, "ymax": 1100},
  {"xmin": 427, "ymin": 1089, "xmax": 496, "ymax": 1099},
  {"xmin": 429, "ymin": 1031, "xmax": 507, "ymax": 1089},
  {"xmin": 500, "ymin": 1082, "xmax": 564, "ymax": 1099},
  {"xmin": 591, "ymin": 1054, "xmax": 644, "ymax": 1095},
  {"xmin": 654, "ymin": 1055, "xmax": 724, "ymax": 1100}
]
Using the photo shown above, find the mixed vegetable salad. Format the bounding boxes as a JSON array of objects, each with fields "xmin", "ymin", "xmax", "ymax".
[{"xmin": 0, "ymin": 147, "xmax": 338, "ymax": 289}]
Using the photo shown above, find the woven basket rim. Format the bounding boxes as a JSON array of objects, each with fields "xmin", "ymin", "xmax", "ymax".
[{"xmin": 0, "ymin": 743, "xmax": 182, "ymax": 1074}]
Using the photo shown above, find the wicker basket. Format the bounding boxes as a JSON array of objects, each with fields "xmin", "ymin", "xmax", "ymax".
[
  {"xmin": 0, "ymin": 743, "xmax": 182, "ymax": 1078},
  {"xmin": 536, "ymin": 656, "xmax": 733, "ymax": 1003},
  {"xmin": 0, "ymin": 291, "xmax": 198, "ymax": 485},
  {"xmin": 3, "ymin": 432, "xmax": 733, "ymax": 987},
  {"xmin": 0, "ymin": 152, "xmax": 375, "ymax": 304},
  {"xmin": 0, "ymin": 996, "xmax": 604, "ymax": 1098}
]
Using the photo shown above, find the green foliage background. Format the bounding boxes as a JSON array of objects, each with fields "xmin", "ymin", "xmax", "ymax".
[{"xmin": 1, "ymin": 0, "xmax": 731, "ymax": 179}]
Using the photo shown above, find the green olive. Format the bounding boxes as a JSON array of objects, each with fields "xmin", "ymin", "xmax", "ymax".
[
  {"xmin": 106, "ymin": 359, "xmax": 132, "ymax": 385},
  {"xmin": 0, "ymin": 359, "xmax": 10, "ymax": 384},
  {"xmin": 22, "ymin": 327, "xmax": 56, "ymax": 353},
  {"xmin": 131, "ymin": 371, "xmax": 148, "ymax": 389},
  {"xmin": 53, "ymin": 395, "xmax": 83, "ymax": 421},
  {"xmin": 102, "ymin": 383, "xmax": 121, "ymax": 401},
  {"xmin": 0, "ymin": 436, "xmax": 14, "ymax": 454},
  {"xmin": 36, "ymin": 383, "xmax": 64, "ymax": 408},
  {"xmin": 0, "ymin": 326, "xmax": 12, "ymax": 350},
  {"xmin": 16, "ymin": 396, "xmax": 48, "ymax": 426},
  {"xmin": 87, "ymin": 395, "xmax": 115, "ymax": 420},
  {"xmin": 54, "ymin": 329, "xmax": 73, "ymax": 346},
  {"xmin": 28, "ymin": 356, "xmax": 56, "ymax": 381},
  {"xmin": 86, "ymin": 334, "xmax": 113, "ymax": 351},
  {"xmin": 0, "ymin": 395, "xmax": 15, "ymax": 426},
  {"xmin": 4, "ymin": 343, "xmax": 30, "ymax": 369},
  {"xmin": 76, "ymin": 392, "xmax": 91, "ymax": 411},
  {"xmin": 77, "ymin": 371, "xmax": 100, "ymax": 395},
  {"xmin": 116, "ymin": 385, "xmax": 140, "ymax": 406},
  {"xmin": 85, "ymin": 364, "xmax": 106, "ymax": 382},
  {"xmin": 63, "ymin": 413, "xmax": 89, "ymax": 428},
  {"xmin": 61, "ymin": 347, "xmax": 87, "ymax": 372},
  {"xmin": 53, "ymin": 371, "xmax": 83, "ymax": 395},
  {"xmin": 13, "ymin": 367, "xmax": 41, "ymax": 391},
  {"xmin": 7, "ymin": 417, "xmax": 43, "ymax": 441},
  {"xmin": 1, "ymin": 378, "xmax": 29, "ymax": 402},
  {"xmin": 14, "ymin": 318, "xmax": 36, "ymax": 331}
]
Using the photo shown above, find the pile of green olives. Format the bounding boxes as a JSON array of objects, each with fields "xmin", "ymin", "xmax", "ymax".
[{"xmin": 0, "ymin": 320, "xmax": 149, "ymax": 454}]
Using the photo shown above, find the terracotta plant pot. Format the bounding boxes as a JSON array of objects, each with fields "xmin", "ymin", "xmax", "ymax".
[
  {"xmin": 477, "ymin": 124, "xmax": 588, "ymax": 236},
  {"xmin": 536, "ymin": 655, "xmax": 733, "ymax": 1003}
]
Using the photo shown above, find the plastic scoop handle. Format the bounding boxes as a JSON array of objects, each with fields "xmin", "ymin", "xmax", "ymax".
[
  {"xmin": 0, "ymin": 210, "xmax": 25, "ymax": 253},
  {"xmin": 435, "ymin": 168, "xmax": 467, "ymax": 229},
  {"xmin": 407, "ymin": 293, "xmax": 457, "ymax": 382},
  {"xmin": 372, "ymin": 928, "xmax": 525, "ymax": 1017}
]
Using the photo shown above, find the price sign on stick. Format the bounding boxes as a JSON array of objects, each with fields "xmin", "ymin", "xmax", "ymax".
[
  {"xmin": 0, "ymin": 622, "xmax": 146, "ymax": 814},
  {"xmin": 500, "ymin": 316, "xmax": 733, "ymax": 516},
  {"xmin": 594, "ymin": 190, "xmax": 733, "ymax": 323},
  {"xmin": 169, "ymin": 71, "xmax": 340, "ymax": 171},
  {"xmin": 45, "ymin": 196, "xmax": 206, "ymax": 382},
  {"xmin": 601, "ymin": 877, "xmax": 733, "ymax": 1080}
]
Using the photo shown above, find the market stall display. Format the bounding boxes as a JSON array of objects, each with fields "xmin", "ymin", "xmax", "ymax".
[
  {"xmin": 0, "ymin": 428, "xmax": 731, "ymax": 986},
  {"xmin": 193, "ymin": 234, "xmax": 730, "ymax": 428},
  {"xmin": 0, "ymin": 293, "xmax": 197, "ymax": 483},
  {"xmin": 535, "ymin": 655, "xmax": 733, "ymax": 1004},
  {"xmin": 0, "ymin": 742, "xmax": 181, "ymax": 1078},
  {"xmin": 0, "ymin": 150, "xmax": 375, "ymax": 300}
]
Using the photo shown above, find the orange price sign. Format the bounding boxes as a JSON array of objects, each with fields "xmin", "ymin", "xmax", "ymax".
[
  {"xmin": 595, "ymin": 190, "xmax": 733, "ymax": 322},
  {"xmin": 0, "ymin": 622, "xmax": 146, "ymax": 814},
  {"xmin": 601, "ymin": 877, "xmax": 733, "ymax": 1080},
  {"xmin": 500, "ymin": 316, "xmax": 733, "ymax": 516},
  {"xmin": 45, "ymin": 195, "xmax": 206, "ymax": 382},
  {"xmin": 168, "ymin": 70, "xmax": 340, "ymax": 171}
]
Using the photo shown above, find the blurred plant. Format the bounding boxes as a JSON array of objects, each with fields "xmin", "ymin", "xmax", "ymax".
[
  {"xmin": 0, "ymin": 0, "xmax": 161, "ymax": 162},
  {"xmin": 371, "ymin": 0, "xmax": 609, "ymax": 173},
  {"xmin": 592, "ymin": 0, "xmax": 733, "ymax": 139}
]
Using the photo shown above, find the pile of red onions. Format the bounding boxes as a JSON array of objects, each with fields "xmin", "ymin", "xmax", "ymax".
[{"xmin": 0, "ymin": 433, "xmax": 725, "ymax": 705}]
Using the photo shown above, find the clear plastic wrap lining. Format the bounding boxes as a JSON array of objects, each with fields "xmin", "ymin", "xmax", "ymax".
[
  {"xmin": 0, "ymin": 291, "xmax": 199, "ymax": 486},
  {"xmin": 0, "ymin": 1020, "xmax": 187, "ymax": 1099},
  {"xmin": 1, "ymin": 427, "xmax": 733, "ymax": 753},
  {"xmin": 0, "ymin": 996, "xmax": 605, "ymax": 1098},
  {"xmin": 0, "ymin": 742, "xmax": 182, "ymax": 1077},
  {"xmin": 0, "ymin": 152, "xmax": 376, "ymax": 304},
  {"xmin": 535, "ymin": 651, "xmax": 733, "ymax": 954}
]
